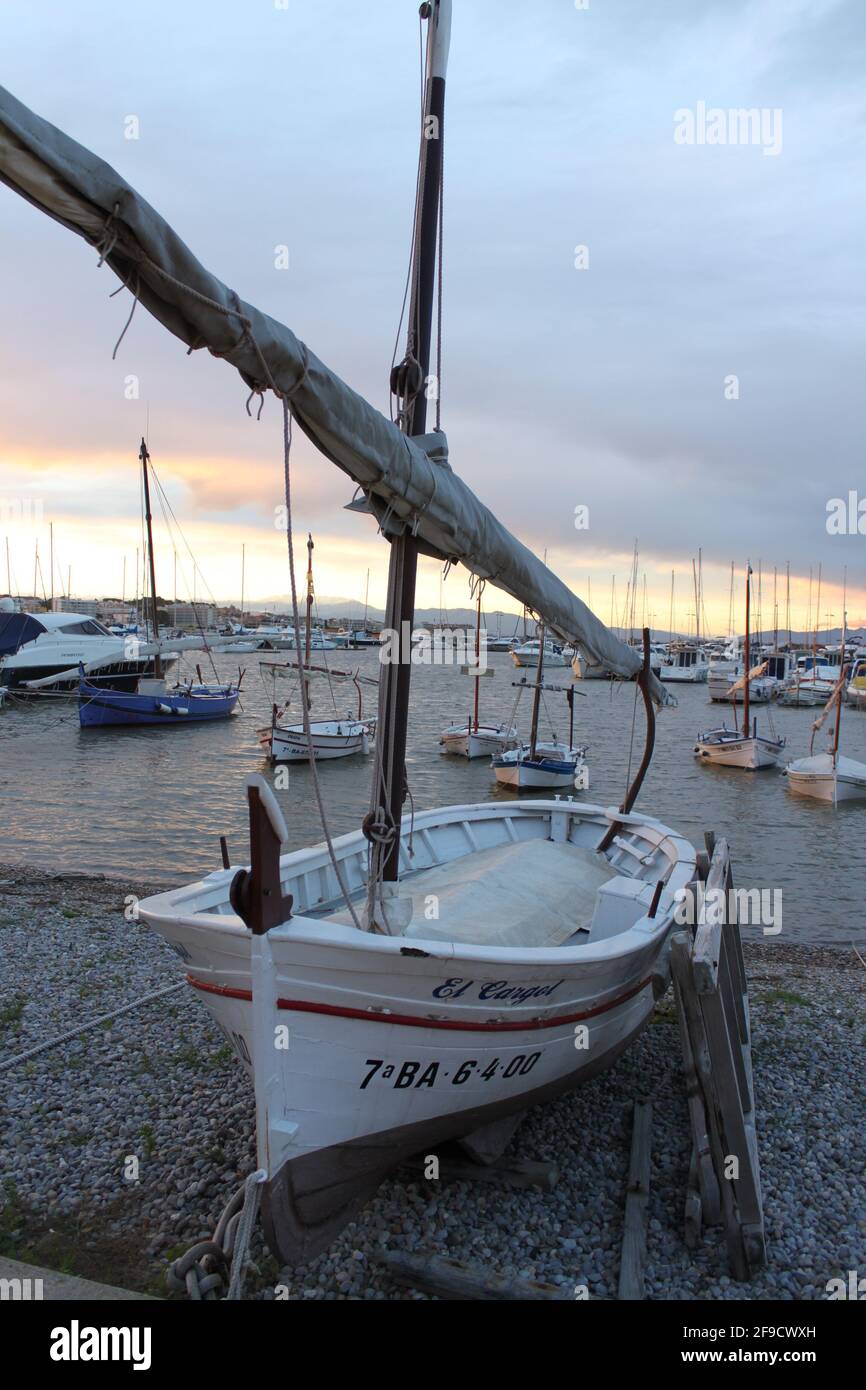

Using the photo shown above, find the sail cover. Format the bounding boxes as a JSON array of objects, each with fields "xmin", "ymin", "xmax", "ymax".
[{"xmin": 0, "ymin": 83, "xmax": 669, "ymax": 701}]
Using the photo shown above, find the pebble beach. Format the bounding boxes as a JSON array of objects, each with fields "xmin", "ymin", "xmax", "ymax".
[{"xmin": 1, "ymin": 864, "xmax": 863, "ymax": 1301}]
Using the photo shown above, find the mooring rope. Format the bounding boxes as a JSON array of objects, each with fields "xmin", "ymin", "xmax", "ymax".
[{"xmin": 0, "ymin": 981, "xmax": 184, "ymax": 1073}]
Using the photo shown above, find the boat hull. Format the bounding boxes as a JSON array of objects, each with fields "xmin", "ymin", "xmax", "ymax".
[
  {"xmin": 138, "ymin": 798, "xmax": 695, "ymax": 1266},
  {"xmin": 786, "ymin": 754, "xmax": 866, "ymax": 803},
  {"xmin": 694, "ymin": 734, "xmax": 784, "ymax": 769},
  {"xmin": 78, "ymin": 681, "xmax": 239, "ymax": 726},
  {"xmin": 270, "ymin": 719, "xmax": 374, "ymax": 762},
  {"xmin": 492, "ymin": 744, "xmax": 586, "ymax": 789},
  {"xmin": 259, "ymin": 1001, "xmax": 649, "ymax": 1266},
  {"xmin": 439, "ymin": 723, "xmax": 518, "ymax": 758}
]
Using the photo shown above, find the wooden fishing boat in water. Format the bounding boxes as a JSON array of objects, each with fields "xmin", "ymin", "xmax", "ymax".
[
  {"xmin": 440, "ymin": 579, "xmax": 517, "ymax": 758},
  {"xmin": 493, "ymin": 631, "xmax": 588, "ymax": 789},
  {"xmin": 0, "ymin": 1, "xmax": 696, "ymax": 1267},
  {"xmin": 787, "ymin": 618, "xmax": 866, "ymax": 803},
  {"xmin": 695, "ymin": 566, "xmax": 785, "ymax": 770},
  {"xmin": 79, "ymin": 672, "xmax": 239, "ymax": 727}
]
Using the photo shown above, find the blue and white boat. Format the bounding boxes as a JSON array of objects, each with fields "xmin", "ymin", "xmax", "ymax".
[
  {"xmin": 492, "ymin": 739, "xmax": 587, "ymax": 789},
  {"xmin": 78, "ymin": 669, "xmax": 239, "ymax": 727}
]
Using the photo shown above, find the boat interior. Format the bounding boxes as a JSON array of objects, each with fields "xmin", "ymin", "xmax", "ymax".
[{"xmin": 171, "ymin": 802, "xmax": 695, "ymax": 952}]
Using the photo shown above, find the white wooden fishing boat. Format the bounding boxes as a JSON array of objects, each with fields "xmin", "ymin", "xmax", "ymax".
[
  {"xmin": 786, "ymin": 751, "xmax": 866, "ymax": 803},
  {"xmin": 138, "ymin": 790, "xmax": 695, "ymax": 1264},
  {"xmin": 786, "ymin": 623, "xmax": 865, "ymax": 803},
  {"xmin": 269, "ymin": 717, "xmax": 374, "ymax": 762},
  {"xmin": 695, "ymin": 566, "xmax": 785, "ymax": 770},
  {"xmin": 440, "ymin": 721, "xmax": 518, "ymax": 758},
  {"xmin": 496, "ymin": 637, "xmax": 589, "ymax": 789},
  {"xmin": 439, "ymin": 580, "xmax": 517, "ymax": 757},
  {"xmin": 694, "ymin": 725, "xmax": 785, "ymax": 769},
  {"xmin": 0, "ymin": 0, "xmax": 695, "ymax": 1268},
  {"xmin": 492, "ymin": 740, "xmax": 587, "ymax": 788}
]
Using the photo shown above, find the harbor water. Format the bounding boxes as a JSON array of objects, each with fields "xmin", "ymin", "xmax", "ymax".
[{"xmin": 1, "ymin": 649, "xmax": 863, "ymax": 946}]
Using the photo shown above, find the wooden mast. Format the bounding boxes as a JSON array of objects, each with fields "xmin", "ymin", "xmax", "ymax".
[
  {"xmin": 376, "ymin": 0, "xmax": 449, "ymax": 884},
  {"xmin": 743, "ymin": 563, "xmax": 750, "ymax": 740},
  {"xmin": 529, "ymin": 624, "xmax": 545, "ymax": 760},
  {"xmin": 140, "ymin": 439, "xmax": 162, "ymax": 680}
]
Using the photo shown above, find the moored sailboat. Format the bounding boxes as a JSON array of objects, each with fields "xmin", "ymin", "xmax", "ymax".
[
  {"xmin": 440, "ymin": 579, "xmax": 517, "ymax": 757},
  {"xmin": 493, "ymin": 629, "xmax": 588, "ymax": 790},
  {"xmin": 77, "ymin": 441, "xmax": 241, "ymax": 728},
  {"xmin": 787, "ymin": 617, "xmax": 866, "ymax": 803},
  {"xmin": 694, "ymin": 565, "xmax": 785, "ymax": 770}
]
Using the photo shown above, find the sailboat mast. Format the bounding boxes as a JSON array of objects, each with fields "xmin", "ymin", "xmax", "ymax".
[
  {"xmin": 140, "ymin": 439, "xmax": 163, "ymax": 679},
  {"xmin": 833, "ymin": 609, "xmax": 847, "ymax": 764},
  {"xmin": 240, "ymin": 542, "xmax": 245, "ymax": 623},
  {"xmin": 377, "ymin": 0, "xmax": 450, "ymax": 884},
  {"xmin": 743, "ymin": 563, "xmax": 751, "ymax": 739},
  {"xmin": 529, "ymin": 624, "xmax": 544, "ymax": 760}
]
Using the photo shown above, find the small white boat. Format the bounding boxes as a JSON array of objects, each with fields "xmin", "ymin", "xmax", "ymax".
[
  {"xmin": 440, "ymin": 721, "xmax": 518, "ymax": 759},
  {"xmin": 786, "ymin": 632, "xmax": 866, "ymax": 802},
  {"xmin": 511, "ymin": 638, "xmax": 567, "ymax": 668},
  {"xmin": 786, "ymin": 751, "xmax": 866, "ymax": 803},
  {"xmin": 695, "ymin": 568, "xmax": 785, "ymax": 769},
  {"xmin": 694, "ymin": 725, "xmax": 785, "ymax": 770},
  {"xmin": 492, "ymin": 740, "xmax": 587, "ymax": 788},
  {"xmin": 269, "ymin": 717, "xmax": 375, "ymax": 762},
  {"xmin": 440, "ymin": 581, "xmax": 517, "ymax": 758}
]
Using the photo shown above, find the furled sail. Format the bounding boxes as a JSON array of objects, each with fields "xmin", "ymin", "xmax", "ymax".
[{"xmin": 0, "ymin": 84, "xmax": 668, "ymax": 700}]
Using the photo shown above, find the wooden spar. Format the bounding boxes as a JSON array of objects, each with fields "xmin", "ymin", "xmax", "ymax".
[
  {"xmin": 742, "ymin": 564, "xmax": 750, "ymax": 739},
  {"xmin": 528, "ymin": 624, "xmax": 545, "ymax": 761},
  {"xmin": 140, "ymin": 439, "xmax": 162, "ymax": 679},
  {"xmin": 597, "ymin": 628, "xmax": 655, "ymax": 853},
  {"xmin": 376, "ymin": 0, "xmax": 448, "ymax": 883}
]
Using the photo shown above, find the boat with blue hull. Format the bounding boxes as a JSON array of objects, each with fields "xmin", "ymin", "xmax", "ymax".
[{"xmin": 79, "ymin": 671, "xmax": 239, "ymax": 727}]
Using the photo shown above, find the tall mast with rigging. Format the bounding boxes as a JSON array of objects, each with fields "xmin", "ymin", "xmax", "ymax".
[
  {"xmin": 742, "ymin": 563, "xmax": 751, "ymax": 740},
  {"xmin": 375, "ymin": 0, "xmax": 450, "ymax": 885},
  {"xmin": 140, "ymin": 439, "xmax": 163, "ymax": 680}
]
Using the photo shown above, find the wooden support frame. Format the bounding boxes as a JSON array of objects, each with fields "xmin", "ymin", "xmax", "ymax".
[{"xmin": 671, "ymin": 833, "xmax": 766, "ymax": 1279}]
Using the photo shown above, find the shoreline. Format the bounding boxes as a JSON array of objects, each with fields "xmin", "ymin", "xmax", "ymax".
[{"xmin": 1, "ymin": 864, "xmax": 864, "ymax": 1300}]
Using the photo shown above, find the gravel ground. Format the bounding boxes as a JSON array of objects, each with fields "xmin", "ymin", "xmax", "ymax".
[{"xmin": 1, "ymin": 863, "xmax": 863, "ymax": 1300}]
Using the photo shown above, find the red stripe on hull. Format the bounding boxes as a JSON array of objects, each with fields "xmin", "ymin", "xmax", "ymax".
[{"xmin": 186, "ymin": 973, "xmax": 653, "ymax": 1032}]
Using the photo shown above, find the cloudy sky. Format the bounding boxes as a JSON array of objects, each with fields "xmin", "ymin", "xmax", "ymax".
[{"xmin": 1, "ymin": 0, "xmax": 864, "ymax": 632}]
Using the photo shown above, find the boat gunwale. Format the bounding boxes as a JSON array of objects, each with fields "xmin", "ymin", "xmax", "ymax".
[{"xmin": 137, "ymin": 799, "xmax": 697, "ymax": 966}]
